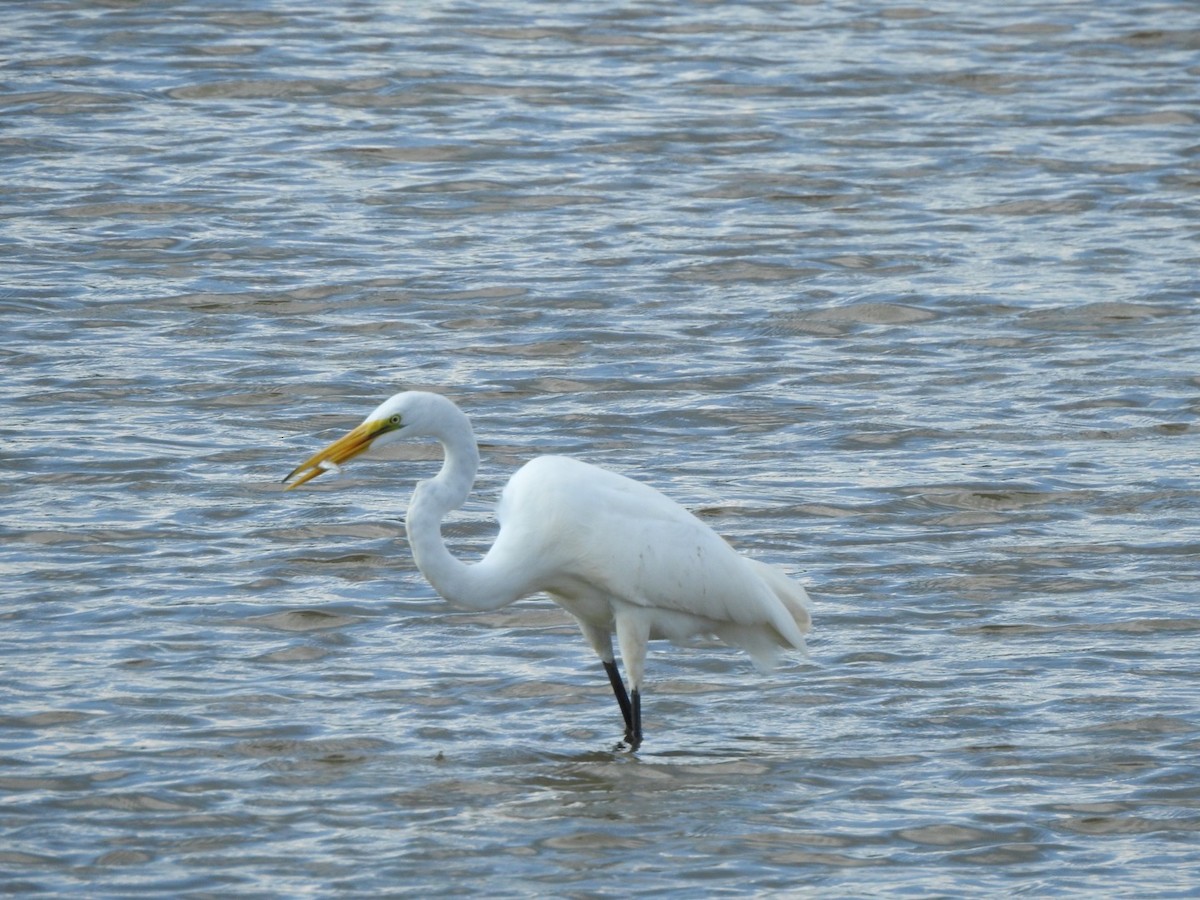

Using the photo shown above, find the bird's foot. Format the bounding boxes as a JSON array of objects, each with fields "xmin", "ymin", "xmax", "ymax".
[{"xmin": 613, "ymin": 729, "xmax": 642, "ymax": 753}]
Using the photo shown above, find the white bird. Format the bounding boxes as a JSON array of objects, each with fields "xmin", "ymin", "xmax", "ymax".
[{"xmin": 284, "ymin": 391, "xmax": 811, "ymax": 750}]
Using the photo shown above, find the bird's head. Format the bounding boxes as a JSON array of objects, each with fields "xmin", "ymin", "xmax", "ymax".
[{"xmin": 283, "ymin": 391, "xmax": 452, "ymax": 490}]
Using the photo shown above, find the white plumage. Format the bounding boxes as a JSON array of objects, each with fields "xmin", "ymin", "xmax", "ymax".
[{"xmin": 285, "ymin": 391, "xmax": 811, "ymax": 749}]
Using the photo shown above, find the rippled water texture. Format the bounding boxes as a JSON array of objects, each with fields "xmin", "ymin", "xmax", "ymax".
[{"xmin": 3, "ymin": 1, "xmax": 1199, "ymax": 895}]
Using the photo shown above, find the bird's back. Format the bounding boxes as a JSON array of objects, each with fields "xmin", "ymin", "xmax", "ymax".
[{"xmin": 489, "ymin": 455, "xmax": 810, "ymax": 659}]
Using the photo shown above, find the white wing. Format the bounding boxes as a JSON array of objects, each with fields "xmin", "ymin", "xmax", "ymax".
[{"xmin": 489, "ymin": 456, "xmax": 810, "ymax": 651}]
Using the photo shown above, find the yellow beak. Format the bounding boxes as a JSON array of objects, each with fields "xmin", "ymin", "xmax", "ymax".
[{"xmin": 283, "ymin": 419, "xmax": 389, "ymax": 490}]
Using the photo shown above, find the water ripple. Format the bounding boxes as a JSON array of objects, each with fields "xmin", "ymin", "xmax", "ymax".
[{"xmin": 2, "ymin": 0, "xmax": 1198, "ymax": 895}]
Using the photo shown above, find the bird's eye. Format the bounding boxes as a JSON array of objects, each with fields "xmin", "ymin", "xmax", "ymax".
[{"xmin": 389, "ymin": 414, "xmax": 402, "ymax": 427}]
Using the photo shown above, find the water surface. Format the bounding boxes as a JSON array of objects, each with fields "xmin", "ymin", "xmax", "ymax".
[{"xmin": 2, "ymin": 1, "xmax": 1198, "ymax": 895}]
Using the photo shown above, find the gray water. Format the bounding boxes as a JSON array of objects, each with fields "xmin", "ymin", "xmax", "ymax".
[{"xmin": 2, "ymin": 0, "xmax": 1199, "ymax": 895}]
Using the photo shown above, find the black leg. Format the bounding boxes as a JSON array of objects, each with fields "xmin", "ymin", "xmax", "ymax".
[
  {"xmin": 603, "ymin": 660, "xmax": 633, "ymax": 733},
  {"xmin": 628, "ymin": 689, "xmax": 642, "ymax": 750}
]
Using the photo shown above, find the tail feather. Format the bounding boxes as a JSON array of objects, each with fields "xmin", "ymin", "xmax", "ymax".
[{"xmin": 746, "ymin": 559, "xmax": 812, "ymax": 653}]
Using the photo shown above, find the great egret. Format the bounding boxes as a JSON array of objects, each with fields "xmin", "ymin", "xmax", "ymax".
[{"xmin": 284, "ymin": 391, "xmax": 811, "ymax": 750}]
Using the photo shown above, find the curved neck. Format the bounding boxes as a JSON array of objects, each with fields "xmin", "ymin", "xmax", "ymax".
[{"xmin": 403, "ymin": 411, "xmax": 516, "ymax": 611}]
